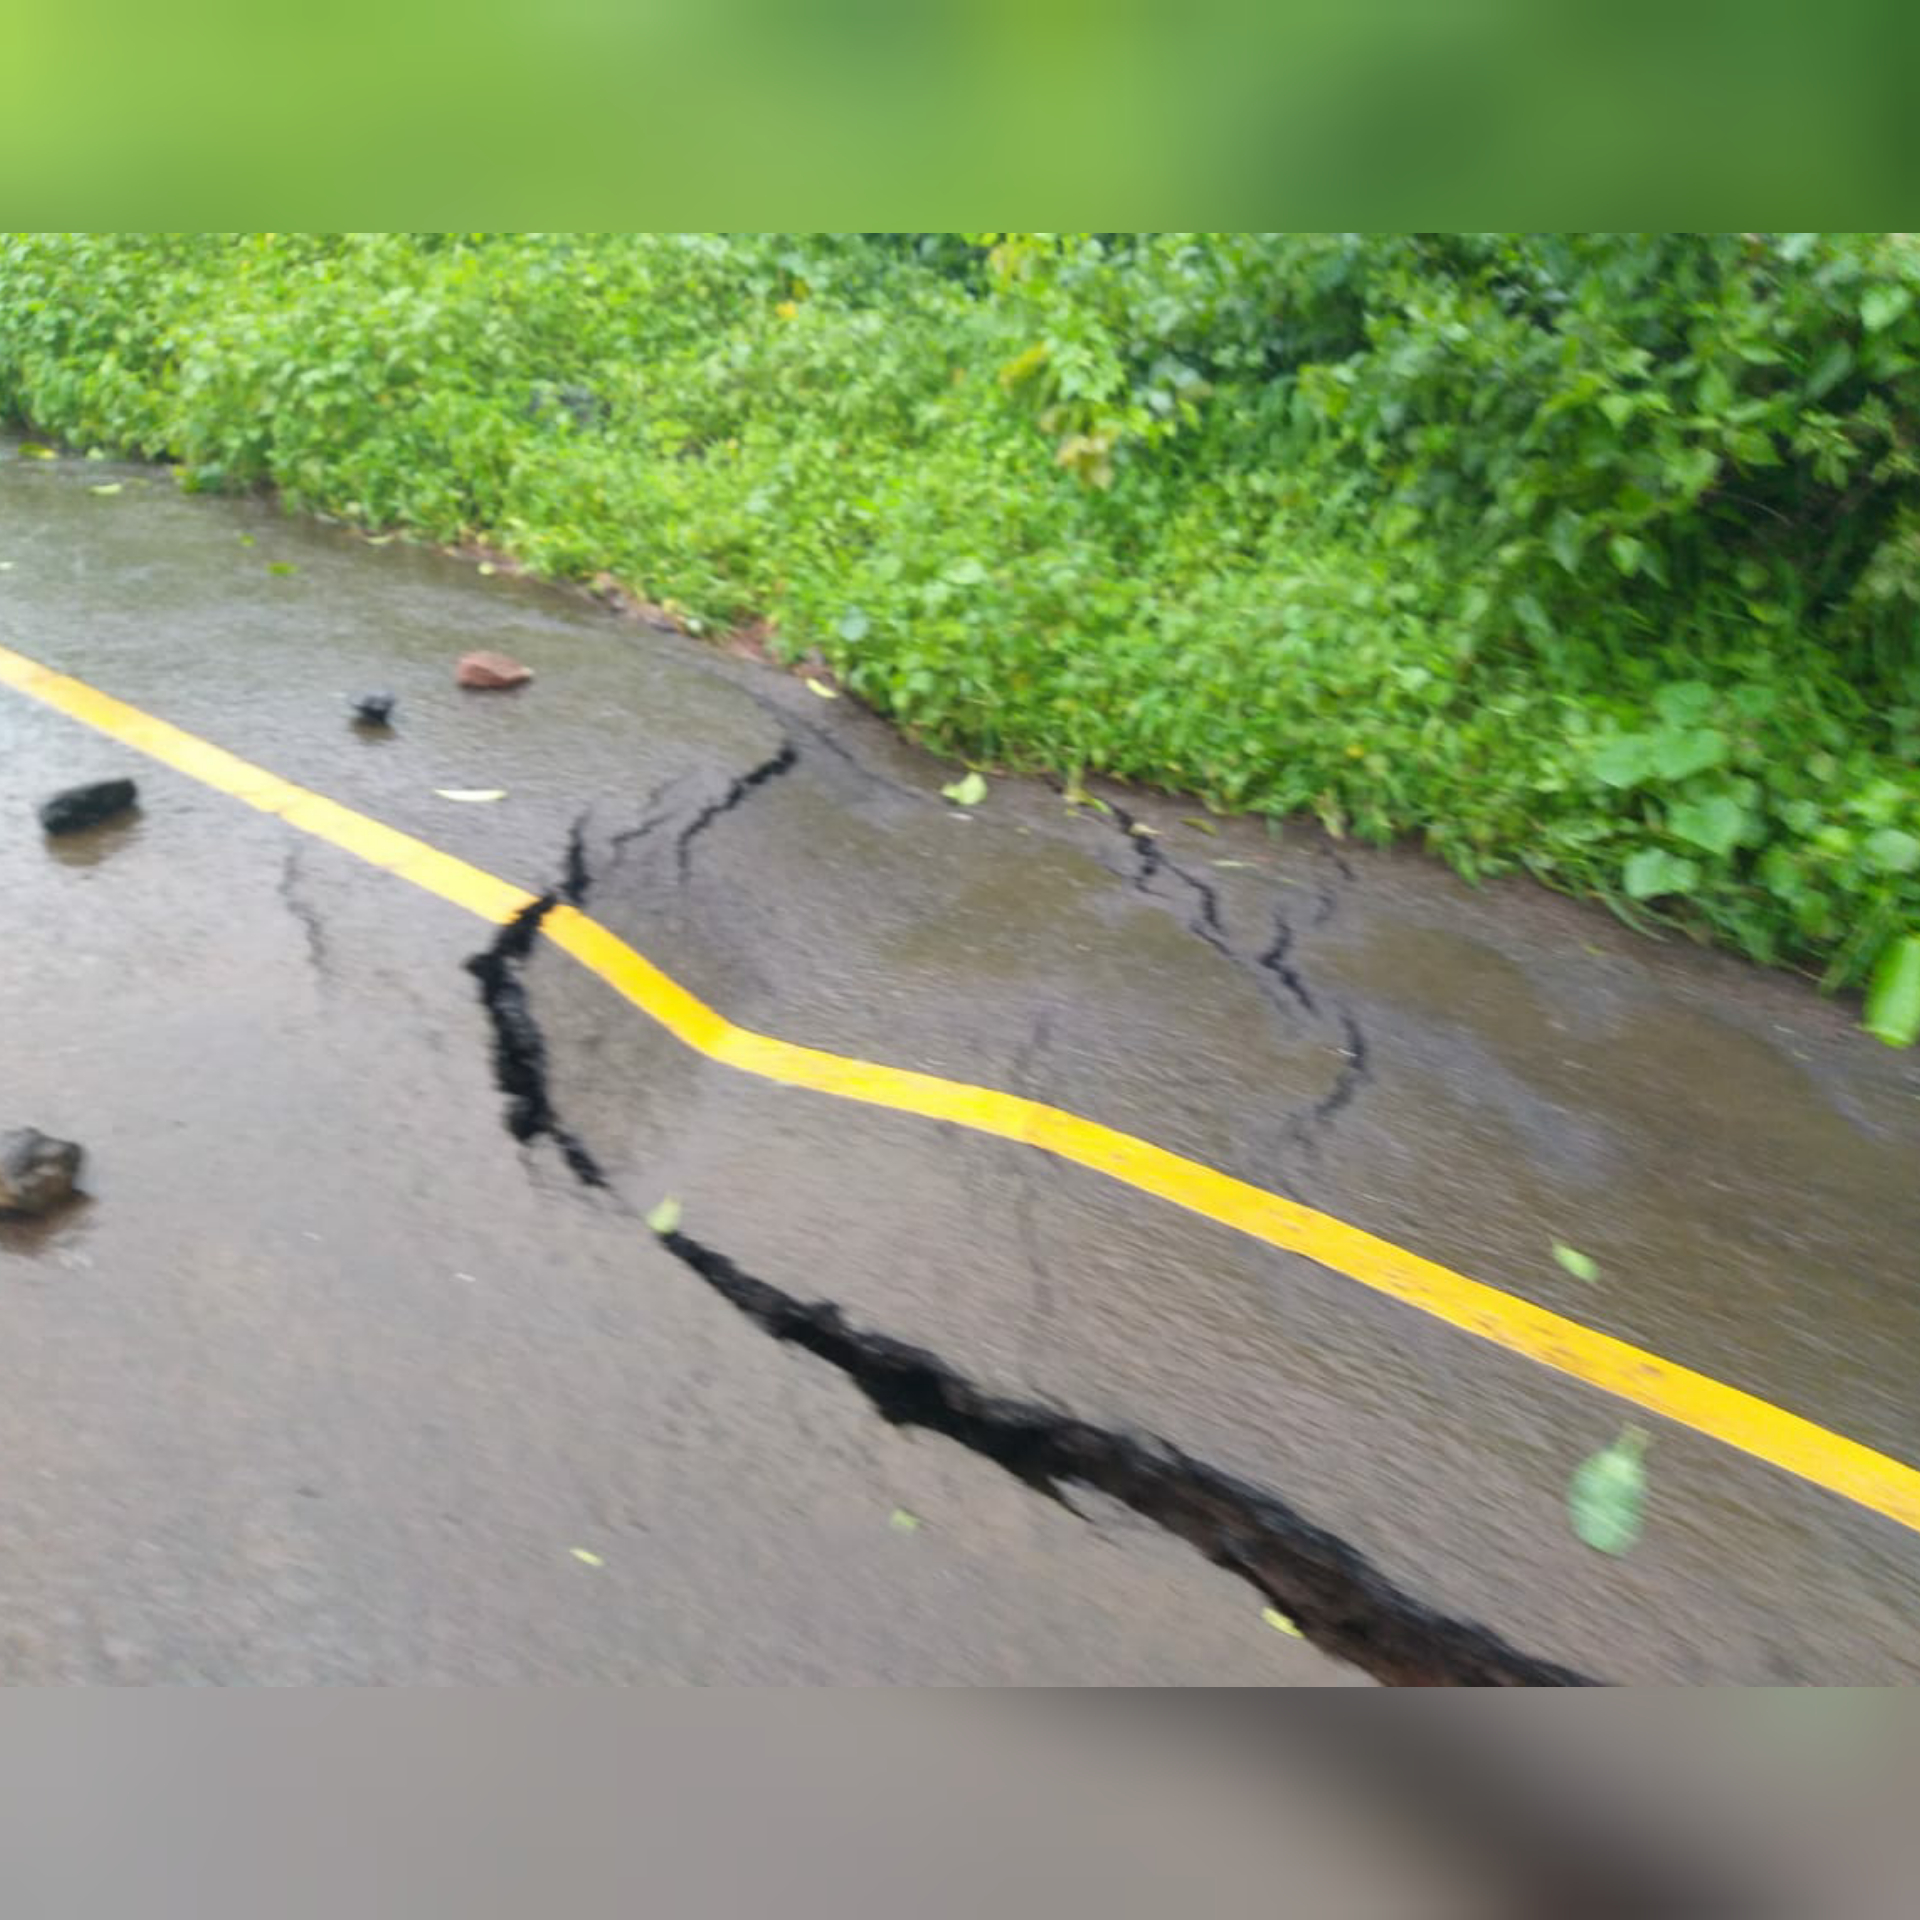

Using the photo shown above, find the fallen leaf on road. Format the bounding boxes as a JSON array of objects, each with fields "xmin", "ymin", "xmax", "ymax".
[
  {"xmin": 18, "ymin": 444, "xmax": 57, "ymax": 459},
  {"xmin": 941, "ymin": 771, "xmax": 988, "ymax": 808},
  {"xmin": 570, "ymin": 1547, "xmax": 605, "ymax": 1568},
  {"xmin": 267, "ymin": 561, "xmax": 299, "ymax": 576},
  {"xmin": 888, "ymin": 1509, "xmax": 921, "ymax": 1532},
  {"xmin": 805, "ymin": 677, "xmax": 839, "ymax": 699},
  {"xmin": 1552, "ymin": 1242, "xmax": 1600, "ymax": 1283},
  {"xmin": 433, "ymin": 788, "xmax": 508, "ymax": 803},
  {"xmin": 1128, "ymin": 821, "xmax": 1158, "ymax": 838},
  {"xmin": 238, "ymin": 533, "xmax": 256, "ymax": 547},
  {"xmin": 1864, "ymin": 934, "xmax": 1920, "ymax": 1048},
  {"xmin": 1181, "ymin": 816, "xmax": 1219, "ymax": 836},
  {"xmin": 87, "ymin": 482, "xmax": 123, "ymax": 496},
  {"xmin": 644, "ymin": 1196, "xmax": 683, "ymax": 1236},
  {"xmin": 477, "ymin": 561, "xmax": 499, "ymax": 576},
  {"xmin": 1211, "ymin": 858, "xmax": 1254, "ymax": 869},
  {"xmin": 1569, "ymin": 1427, "xmax": 1649, "ymax": 1555},
  {"xmin": 1262, "ymin": 1608, "xmax": 1303, "ymax": 1638}
]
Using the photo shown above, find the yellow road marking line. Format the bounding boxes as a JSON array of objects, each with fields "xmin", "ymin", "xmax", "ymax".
[{"xmin": 7, "ymin": 637, "xmax": 1920, "ymax": 1536}]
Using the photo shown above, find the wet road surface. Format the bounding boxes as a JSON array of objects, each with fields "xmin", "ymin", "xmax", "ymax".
[{"xmin": 3, "ymin": 446, "xmax": 1918, "ymax": 1683}]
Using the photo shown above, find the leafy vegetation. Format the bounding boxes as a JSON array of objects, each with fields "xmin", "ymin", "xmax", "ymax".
[{"xmin": 2, "ymin": 232, "xmax": 1916, "ymax": 996}]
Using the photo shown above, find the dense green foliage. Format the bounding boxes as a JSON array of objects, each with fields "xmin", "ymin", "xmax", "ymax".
[{"xmin": 3, "ymin": 231, "xmax": 1917, "ymax": 990}]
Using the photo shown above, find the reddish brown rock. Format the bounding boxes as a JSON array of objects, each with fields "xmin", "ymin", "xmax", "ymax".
[{"xmin": 456, "ymin": 651, "xmax": 534, "ymax": 690}]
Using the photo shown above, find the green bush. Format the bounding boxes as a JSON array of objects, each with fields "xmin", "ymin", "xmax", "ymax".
[{"xmin": 1, "ymin": 231, "xmax": 1915, "ymax": 989}]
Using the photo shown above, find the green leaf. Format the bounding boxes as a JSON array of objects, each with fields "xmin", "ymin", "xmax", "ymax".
[
  {"xmin": 1546, "ymin": 511, "xmax": 1585, "ymax": 575},
  {"xmin": 1569, "ymin": 1427, "xmax": 1649, "ymax": 1555},
  {"xmin": 1863, "ymin": 935, "xmax": 1920, "ymax": 1048},
  {"xmin": 1863, "ymin": 828, "xmax": 1920, "ymax": 877},
  {"xmin": 1651, "ymin": 680, "xmax": 1715, "ymax": 727},
  {"xmin": 1668, "ymin": 793, "xmax": 1746, "ymax": 857},
  {"xmin": 888, "ymin": 1508, "xmax": 921, "ymax": 1532},
  {"xmin": 1623, "ymin": 848, "xmax": 1698, "ymax": 900},
  {"xmin": 644, "ymin": 1196, "xmax": 683, "ymax": 1236},
  {"xmin": 944, "ymin": 557, "xmax": 988, "ymax": 586},
  {"xmin": 267, "ymin": 561, "xmax": 299, "ymax": 576},
  {"xmin": 87, "ymin": 481, "xmax": 123, "ymax": 496},
  {"xmin": 941, "ymin": 771, "xmax": 988, "ymax": 808},
  {"xmin": 570, "ymin": 1547, "xmax": 605, "ymax": 1568},
  {"xmin": 1591, "ymin": 734, "xmax": 1656, "ymax": 789},
  {"xmin": 1806, "ymin": 341, "xmax": 1854, "ymax": 399},
  {"xmin": 1261, "ymin": 1607, "xmax": 1304, "ymax": 1638},
  {"xmin": 1552, "ymin": 1242, "xmax": 1600, "ymax": 1283},
  {"xmin": 1860, "ymin": 286, "xmax": 1913, "ymax": 334},
  {"xmin": 1606, "ymin": 534, "xmax": 1643, "ymax": 577},
  {"xmin": 804, "ymin": 677, "xmax": 839, "ymax": 700},
  {"xmin": 836, "ymin": 609, "xmax": 870, "ymax": 642},
  {"xmin": 1650, "ymin": 727, "xmax": 1728, "ymax": 781},
  {"xmin": 17, "ymin": 443, "xmax": 57, "ymax": 459}
]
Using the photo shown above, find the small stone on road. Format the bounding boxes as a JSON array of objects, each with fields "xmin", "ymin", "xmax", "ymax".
[
  {"xmin": 38, "ymin": 779, "xmax": 137, "ymax": 836},
  {"xmin": 0, "ymin": 1128, "xmax": 82, "ymax": 1215},
  {"xmin": 456, "ymin": 651, "xmax": 533, "ymax": 690}
]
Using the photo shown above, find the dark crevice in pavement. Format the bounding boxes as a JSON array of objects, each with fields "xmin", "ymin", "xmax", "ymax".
[
  {"xmin": 561, "ymin": 812, "xmax": 593, "ymax": 907},
  {"xmin": 1312, "ymin": 1010, "xmax": 1369, "ymax": 1129},
  {"xmin": 1257, "ymin": 912, "xmax": 1320, "ymax": 1020},
  {"xmin": 740, "ymin": 688, "xmax": 926, "ymax": 801},
  {"xmin": 675, "ymin": 740, "xmax": 799, "ymax": 882},
  {"xmin": 465, "ymin": 822, "xmax": 607, "ymax": 1188},
  {"xmin": 466, "ymin": 824, "xmax": 1565, "ymax": 1685},
  {"xmin": 656, "ymin": 1226, "xmax": 1594, "ymax": 1688},
  {"xmin": 1071, "ymin": 790, "xmax": 1372, "ymax": 1155},
  {"xmin": 278, "ymin": 846, "xmax": 332, "ymax": 982},
  {"xmin": 1099, "ymin": 795, "xmax": 1236, "ymax": 964}
]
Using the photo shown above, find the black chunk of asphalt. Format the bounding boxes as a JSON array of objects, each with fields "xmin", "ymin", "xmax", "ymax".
[
  {"xmin": 351, "ymin": 691, "xmax": 396, "ymax": 726},
  {"xmin": 39, "ymin": 778, "xmax": 137, "ymax": 836}
]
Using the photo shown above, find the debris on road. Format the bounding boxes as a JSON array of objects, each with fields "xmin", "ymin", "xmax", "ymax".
[
  {"xmin": 1262, "ymin": 1607, "xmax": 1303, "ymax": 1638},
  {"xmin": 433, "ymin": 789, "xmax": 508, "ymax": 804},
  {"xmin": 941, "ymin": 771, "xmax": 988, "ymax": 808},
  {"xmin": 456, "ymin": 650, "xmax": 533, "ymax": 690},
  {"xmin": 644, "ymin": 1196, "xmax": 683, "ymax": 1236},
  {"xmin": 1569, "ymin": 1427, "xmax": 1650, "ymax": 1556},
  {"xmin": 38, "ymin": 777, "xmax": 137, "ymax": 836},
  {"xmin": 1552, "ymin": 1242, "xmax": 1601, "ymax": 1283},
  {"xmin": 570, "ymin": 1547, "xmax": 605, "ymax": 1568},
  {"xmin": 351, "ymin": 691, "xmax": 396, "ymax": 726},
  {"xmin": 0, "ymin": 1128, "xmax": 82, "ymax": 1216},
  {"xmin": 888, "ymin": 1508, "xmax": 922, "ymax": 1533}
]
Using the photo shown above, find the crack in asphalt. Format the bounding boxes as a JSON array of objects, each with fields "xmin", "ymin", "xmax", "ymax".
[
  {"xmin": 674, "ymin": 739, "xmax": 798, "ymax": 882},
  {"xmin": 654, "ymin": 1225, "xmax": 1592, "ymax": 1688},
  {"xmin": 465, "ymin": 819, "xmax": 1591, "ymax": 1687},
  {"xmin": 278, "ymin": 846, "xmax": 332, "ymax": 982},
  {"xmin": 465, "ymin": 817, "xmax": 607, "ymax": 1188},
  {"xmin": 1072, "ymin": 792, "xmax": 1371, "ymax": 1156}
]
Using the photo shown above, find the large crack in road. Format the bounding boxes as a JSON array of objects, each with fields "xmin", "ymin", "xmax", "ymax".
[{"xmin": 461, "ymin": 802, "xmax": 1597, "ymax": 1687}]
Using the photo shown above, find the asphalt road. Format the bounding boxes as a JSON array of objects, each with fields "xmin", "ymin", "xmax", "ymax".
[{"xmin": 4, "ymin": 444, "xmax": 1919, "ymax": 1685}]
